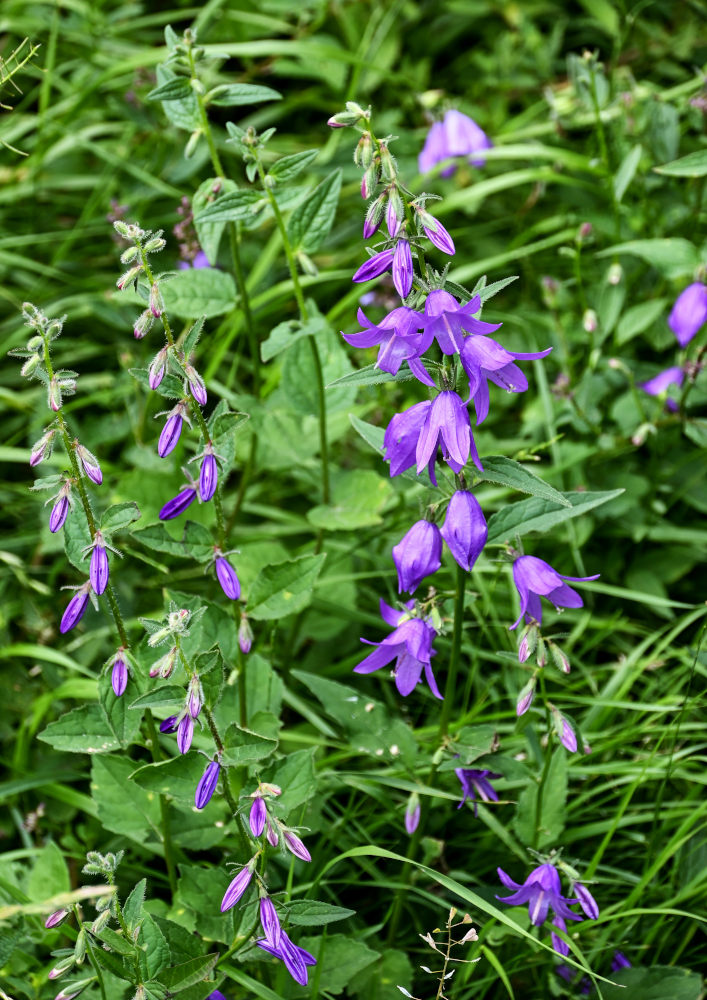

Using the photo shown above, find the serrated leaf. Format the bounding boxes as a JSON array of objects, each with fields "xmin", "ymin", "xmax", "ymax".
[
  {"xmin": 183, "ymin": 316, "xmax": 206, "ymax": 357},
  {"xmin": 130, "ymin": 368, "xmax": 185, "ymax": 399},
  {"xmin": 268, "ymin": 149, "xmax": 319, "ymax": 184},
  {"xmin": 221, "ymin": 724, "xmax": 277, "ymax": 765},
  {"xmin": 208, "ymin": 83, "xmax": 281, "ymax": 106},
  {"xmin": 487, "ymin": 488, "xmax": 623, "ymax": 542},
  {"xmin": 654, "ymin": 149, "xmax": 707, "ymax": 177},
  {"xmin": 287, "ymin": 169, "xmax": 342, "ymax": 253},
  {"xmin": 38, "ymin": 704, "xmax": 120, "ymax": 754},
  {"xmin": 123, "ymin": 879, "xmax": 146, "ymax": 932},
  {"xmin": 287, "ymin": 899, "xmax": 355, "ymax": 926},
  {"xmin": 132, "ymin": 521, "xmax": 212, "ymax": 560},
  {"xmin": 193, "ymin": 178, "xmax": 238, "ymax": 265},
  {"xmin": 155, "ymin": 953, "xmax": 219, "ymax": 991},
  {"xmin": 193, "ymin": 189, "xmax": 261, "ymax": 224},
  {"xmin": 91, "ymin": 755, "xmax": 162, "ymax": 844},
  {"xmin": 261, "ymin": 319, "xmax": 314, "ymax": 362},
  {"xmin": 129, "ymin": 685, "xmax": 185, "ymax": 710},
  {"xmin": 247, "ymin": 553, "xmax": 326, "ymax": 620},
  {"xmin": 476, "ymin": 456, "xmax": 570, "ymax": 506},
  {"xmin": 148, "ymin": 77, "xmax": 192, "ymax": 102},
  {"xmin": 154, "ymin": 66, "xmax": 199, "ymax": 131},
  {"xmin": 161, "ymin": 268, "xmax": 237, "ymax": 319},
  {"xmin": 140, "ymin": 914, "xmax": 171, "ymax": 979},
  {"xmin": 100, "ymin": 501, "xmax": 142, "ymax": 534}
]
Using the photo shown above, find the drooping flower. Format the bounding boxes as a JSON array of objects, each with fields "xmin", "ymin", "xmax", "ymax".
[
  {"xmin": 440, "ymin": 491, "xmax": 487, "ymax": 571},
  {"xmin": 352, "ymin": 248, "xmax": 395, "ymax": 285},
  {"xmin": 195, "ymin": 760, "xmax": 220, "ymax": 809},
  {"xmin": 419, "ymin": 109, "xmax": 492, "ymax": 176},
  {"xmin": 392, "ymin": 238, "xmax": 413, "ymax": 298},
  {"xmin": 496, "ymin": 863, "xmax": 581, "ymax": 928},
  {"xmin": 383, "ymin": 401, "xmax": 432, "ymax": 478},
  {"xmin": 284, "ymin": 830, "xmax": 312, "ymax": 862},
  {"xmin": 455, "ymin": 768, "xmax": 501, "ymax": 817},
  {"xmin": 45, "ymin": 908, "xmax": 70, "ymax": 929},
  {"xmin": 260, "ymin": 896, "xmax": 281, "ymax": 946},
  {"xmin": 341, "ymin": 306, "xmax": 431, "ymax": 379},
  {"xmin": 159, "ymin": 487, "xmax": 197, "ymax": 521},
  {"xmin": 668, "ymin": 281, "xmax": 707, "ymax": 347},
  {"xmin": 510, "ymin": 555, "xmax": 599, "ymax": 630},
  {"xmin": 184, "ymin": 363, "xmax": 207, "ymax": 406},
  {"xmin": 460, "ymin": 335, "xmax": 553, "ymax": 424},
  {"xmin": 416, "ymin": 390, "xmax": 482, "ymax": 475},
  {"xmin": 256, "ymin": 930, "xmax": 317, "ymax": 986},
  {"xmin": 392, "ymin": 520, "xmax": 443, "ymax": 594},
  {"xmin": 89, "ymin": 543, "xmax": 109, "ymax": 596},
  {"xmin": 639, "ymin": 365, "xmax": 684, "ymax": 412},
  {"xmin": 354, "ymin": 598, "xmax": 441, "ymax": 699},
  {"xmin": 158, "ymin": 401, "xmax": 189, "ymax": 458},
  {"xmin": 416, "ymin": 209, "xmax": 455, "ymax": 256},
  {"xmin": 421, "ymin": 290, "xmax": 502, "ymax": 356},
  {"xmin": 111, "ymin": 656, "xmax": 128, "ymax": 697},
  {"xmin": 220, "ymin": 863, "xmax": 255, "ymax": 912},
  {"xmin": 215, "ymin": 555, "xmax": 240, "ymax": 600},
  {"xmin": 60, "ymin": 584, "xmax": 91, "ymax": 634}
]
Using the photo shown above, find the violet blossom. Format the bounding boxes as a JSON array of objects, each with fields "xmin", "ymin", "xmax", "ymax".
[
  {"xmin": 419, "ymin": 109, "xmax": 492, "ymax": 176},
  {"xmin": 416, "ymin": 208, "xmax": 455, "ymax": 255},
  {"xmin": 421, "ymin": 290, "xmax": 502, "ymax": 356},
  {"xmin": 354, "ymin": 598, "xmax": 441, "ymax": 699},
  {"xmin": 256, "ymin": 930, "xmax": 317, "ymax": 986},
  {"xmin": 440, "ymin": 490, "xmax": 487, "ymax": 571},
  {"xmin": 284, "ymin": 830, "xmax": 312, "ymax": 862},
  {"xmin": 220, "ymin": 862, "xmax": 255, "ymax": 912},
  {"xmin": 352, "ymin": 248, "xmax": 395, "ymax": 285},
  {"xmin": 158, "ymin": 402, "xmax": 189, "ymax": 458},
  {"xmin": 159, "ymin": 487, "xmax": 197, "ymax": 521},
  {"xmin": 668, "ymin": 281, "xmax": 707, "ymax": 347},
  {"xmin": 383, "ymin": 401, "xmax": 432, "ymax": 478},
  {"xmin": 199, "ymin": 448, "xmax": 218, "ymax": 502},
  {"xmin": 392, "ymin": 238, "xmax": 413, "ymax": 298},
  {"xmin": 341, "ymin": 306, "xmax": 431, "ymax": 379},
  {"xmin": 111, "ymin": 656, "xmax": 128, "ymax": 697},
  {"xmin": 159, "ymin": 715, "xmax": 179, "ymax": 733},
  {"xmin": 89, "ymin": 543, "xmax": 109, "ymax": 596},
  {"xmin": 415, "ymin": 390, "xmax": 482, "ymax": 475},
  {"xmin": 639, "ymin": 365, "xmax": 684, "ymax": 412},
  {"xmin": 60, "ymin": 583, "xmax": 91, "ymax": 634},
  {"xmin": 75, "ymin": 444, "xmax": 102, "ymax": 485},
  {"xmin": 195, "ymin": 760, "xmax": 220, "ymax": 809},
  {"xmin": 510, "ymin": 555, "xmax": 599, "ymax": 630},
  {"xmin": 249, "ymin": 796, "xmax": 266, "ymax": 837},
  {"xmin": 455, "ymin": 768, "xmax": 501, "ymax": 817},
  {"xmin": 177, "ymin": 714, "xmax": 193, "ymax": 754},
  {"xmin": 215, "ymin": 555, "xmax": 240, "ymax": 600},
  {"xmin": 49, "ymin": 494, "xmax": 70, "ymax": 533},
  {"xmin": 496, "ymin": 862, "xmax": 581, "ymax": 929},
  {"xmin": 392, "ymin": 520, "xmax": 443, "ymax": 594},
  {"xmin": 460, "ymin": 335, "xmax": 552, "ymax": 424},
  {"xmin": 260, "ymin": 896, "xmax": 281, "ymax": 946}
]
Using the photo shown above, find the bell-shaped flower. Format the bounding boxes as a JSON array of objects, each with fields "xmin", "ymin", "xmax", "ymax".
[
  {"xmin": 383, "ymin": 401, "xmax": 432, "ymax": 478},
  {"xmin": 460, "ymin": 335, "xmax": 552, "ymax": 424},
  {"xmin": 215, "ymin": 555, "xmax": 240, "ymax": 600},
  {"xmin": 111, "ymin": 655, "xmax": 128, "ymax": 697},
  {"xmin": 496, "ymin": 863, "xmax": 581, "ymax": 928},
  {"xmin": 639, "ymin": 365, "xmax": 684, "ymax": 412},
  {"xmin": 256, "ymin": 930, "xmax": 317, "ymax": 986},
  {"xmin": 195, "ymin": 760, "xmax": 220, "ymax": 809},
  {"xmin": 416, "ymin": 390, "xmax": 482, "ymax": 475},
  {"xmin": 60, "ymin": 583, "xmax": 92, "ymax": 634},
  {"xmin": 455, "ymin": 768, "xmax": 501, "ymax": 817},
  {"xmin": 668, "ymin": 281, "xmax": 707, "ymax": 347},
  {"xmin": 220, "ymin": 862, "xmax": 255, "ymax": 912},
  {"xmin": 419, "ymin": 109, "xmax": 492, "ymax": 176},
  {"xmin": 421, "ymin": 290, "xmax": 502, "ymax": 356},
  {"xmin": 354, "ymin": 599, "xmax": 442, "ymax": 699},
  {"xmin": 260, "ymin": 896, "xmax": 281, "ymax": 946},
  {"xmin": 441, "ymin": 491, "xmax": 487, "ymax": 571},
  {"xmin": 342, "ymin": 306, "xmax": 431, "ymax": 378},
  {"xmin": 159, "ymin": 487, "xmax": 197, "ymax": 521},
  {"xmin": 510, "ymin": 555, "xmax": 599, "ymax": 630},
  {"xmin": 284, "ymin": 830, "xmax": 312, "ymax": 862},
  {"xmin": 392, "ymin": 520, "xmax": 442, "ymax": 594}
]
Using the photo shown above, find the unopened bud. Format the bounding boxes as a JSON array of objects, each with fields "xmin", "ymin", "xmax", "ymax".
[
  {"xmin": 187, "ymin": 675, "xmax": 203, "ymax": 719},
  {"xmin": 90, "ymin": 909, "xmax": 111, "ymax": 934},
  {"xmin": 45, "ymin": 908, "xmax": 70, "ymax": 929},
  {"xmin": 516, "ymin": 677, "xmax": 536, "ymax": 717},
  {"xmin": 239, "ymin": 613, "xmax": 253, "ymax": 654},
  {"xmin": 535, "ymin": 635, "xmax": 547, "ymax": 668},
  {"xmin": 354, "ymin": 133, "xmax": 373, "ymax": 169},
  {"xmin": 116, "ymin": 265, "xmax": 142, "ymax": 291},
  {"xmin": 363, "ymin": 193, "xmax": 386, "ymax": 239},
  {"xmin": 184, "ymin": 129, "xmax": 203, "ymax": 159},
  {"xmin": 578, "ymin": 222, "xmax": 593, "ymax": 240},
  {"xmin": 120, "ymin": 246, "xmax": 139, "ymax": 265},
  {"xmin": 21, "ymin": 353, "xmax": 41, "ymax": 377},
  {"xmin": 148, "ymin": 347, "xmax": 169, "ymax": 388},
  {"xmin": 48, "ymin": 956, "xmax": 74, "ymax": 980},
  {"xmin": 386, "ymin": 188, "xmax": 404, "ymax": 237},
  {"xmin": 608, "ymin": 262, "xmax": 623, "ymax": 285},
  {"xmin": 583, "ymin": 309, "xmax": 598, "ymax": 333},
  {"xmin": 74, "ymin": 926, "xmax": 86, "ymax": 964},
  {"xmin": 379, "ymin": 143, "xmax": 396, "ymax": 182},
  {"xmin": 149, "ymin": 283, "xmax": 162, "ymax": 318},
  {"xmin": 31, "ymin": 428, "xmax": 57, "ymax": 467},
  {"xmin": 360, "ymin": 159, "xmax": 379, "ymax": 200},
  {"xmin": 133, "ymin": 309, "xmax": 154, "ymax": 340},
  {"xmin": 48, "ymin": 377, "xmax": 63, "ymax": 411},
  {"xmin": 549, "ymin": 642, "xmax": 571, "ymax": 674},
  {"xmin": 143, "ymin": 236, "xmax": 166, "ymax": 253}
]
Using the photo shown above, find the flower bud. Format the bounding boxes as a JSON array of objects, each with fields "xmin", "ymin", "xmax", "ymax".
[
  {"xmin": 283, "ymin": 830, "xmax": 311, "ymax": 862},
  {"xmin": 48, "ymin": 377, "xmax": 63, "ymax": 411},
  {"xmin": 386, "ymin": 189, "xmax": 404, "ymax": 237},
  {"xmin": 392, "ymin": 238, "xmax": 413, "ymax": 298},
  {"xmin": 379, "ymin": 142, "xmax": 396, "ymax": 182},
  {"xmin": 90, "ymin": 909, "xmax": 111, "ymax": 934},
  {"xmin": 404, "ymin": 793, "xmax": 420, "ymax": 834},
  {"xmin": 21, "ymin": 353, "xmax": 41, "ymax": 377},
  {"xmin": 360, "ymin": 159, "xmax": 379, "ymax": 200},
  {"xmin": 266, "ymin": 818, "xmax": 279, "ymax": 846},
  {"xmin": 31, "ymin": 428, "xmax": 57, "ymax": 466},
  {"xmin": 199, "ymin": 448, "xmax": 218, "ymax": 502},
  {"xmin": 187, "ymin": 675, "xmax": 203, "ymax": 718},
  {"xmin": 116, "ymin": 265, "xmax": 142, "ymax": 291},
  {"xmin": 149, "ymin": 282, "xmax": 162, "ymax": 318},
  {"xmin": 573, "ymin": 882, "xmax": 599, "ymax": 920},
  {"xmin": 195, "ymin": 760, "xmax": 220, "ymax": 809},
  {"xmin": 220, "ymin": 861, "xmax": 255, "ymax": 912},
  {"xmin": 417, "ymin": 208, "xmax": 455, "ymax": 256},
  {"xmin": 133, "ymin": 309, "xmax": 154, "ymax": 339},
  {"xmin": 159, "ymin": 487, "xmax": 197, "ymax": 520},
  {"xmin": 120, "ymin": 246, "xmax": 139, "ymax": 264},
  {"xmin": 48, "ymin": 956, "xmax": 74, "ymax": 979},
  {"xmin": 45, "ymin": 908, "xmax": 70, "ymax": 929},
  {"xmin": 55, "ymin": 978, "xmax": 92, "ymax": 1000},
  {"xmin": 89, "ymin": 537, "xmax": 109, "ymax": 596},
  {"xmin": 249, "ymin": 796, "xmax": 266, "ymax": 837},
  {"xmin": 354, "ymin": 132, "xmax": 373, "ymax": 169},
  {"xmin": 184, "ymin": 128, "xmax": 202, "ymax": 159},
  {"xmin": 60, "ymin": 584, "xmax": 91, "ymax": 634},
  {"xmin": 238, "ymin": 613, "xmax": 253, "ymax": 654},
  {"xmin": 582, "ymin": 309, "xmax": 598, "ymax": 333},
  {"xmin": 50, "ymin": 494, "xmax": 70, "ymax": 534},
  {"xmin": 177, "ymin": 713, "xmax": 193, "ymax": 754},
  {"xmin": 159, "ymin": 715, "xmax": 178, "ymax": 733},
  {"xmin": 75, "ymin": 444, "xmax": 102, "ymax": 485},
  {"xmin": 260, "ymin": 896, "xmax": 281, "ymax": 946},
  {"xmin": 148, "ymin": 347, "xmax": 169, "ymax": 388},
  {"xmin": 184, "ymin": 363, "xmax": 207, "ymax": 406},
  {"xmin": 158, "ymin": 402, "xmax": 188, "ymax": 458},
  {"xmin": 143, "ymin": 236, "xmax": 166, "ymax": 253},
  {"xmin": 516, "ymin": 676, "xmax": 536, "ymax": 717},
  {"xmin": 74, "ymin": 926, "xmax": 86, "ymax": 964},
  {"xmin": 549, "ymin": 642, "xmax": 570, "ymax": 674},
  {"xmin": 215, "ymin": 556, "xmax": 240, "ymax": 601},
  {"xmin": 608, "ymin": 263, "xmax": 623, "ymax": 285},
  {"xmin": 111, "ymin": 655, "xmax": 128, "ymax": 696},
  {"xmin": 363, "ymin": 193, "xmax": 385, "ymax": 239}
]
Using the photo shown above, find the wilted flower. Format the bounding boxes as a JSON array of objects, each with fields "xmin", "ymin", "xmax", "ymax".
[
  {"xmin": 419, "ymin": 109, "xmax": 492, "ymax": 176},
  {"xmin": 60, "ymin": 583, "xmax": 92, "ymax": 634},
  {"xmin": 440, "ymin": 491, "xmax": 487, "ymax": 572},
  {"xmin": 215, "ymin": 555, "xmax": 240, "ymax": 600},
  {"xmin": 159, "ymin": 487, "xmax": 197, "ymax": 521},
  {"xmin": 256, "ymin": 929, "xmax": 317, "ymax": 986},
  {"xmin": 510, "ymin": 555, "xmax": 599, "ymax": 630},
  {"xmin": 195, "ymin": 760, "xmax": 220, "ymax": 809},
  {"xmin": 354, "ymin": 598, "xmax": 441, "ymax": 699},
  {"xmin": 668, "ymin": 281, "xmax": 707, "ymax": 347},
  {"xmin": 416, "ymin": 390, "xmax": 482, "ymax": 475},
  {"xmin": 392, "ymin": 520, "xmax": 443, "ymax": 594},
  {"xmin": 455, "ymin": 768, "xmax": 501, "ymax": 817}
]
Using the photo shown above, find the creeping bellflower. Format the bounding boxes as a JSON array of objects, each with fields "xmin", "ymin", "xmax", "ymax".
[
  {"xmin": 284, "ymin": 830, "xmax": 312, "ymax": 862},
  {"xmin": 668, "ymin": 281, "xmax": 707, "ymax": 347},
  {"xmin": 392, "ymin": 520, "xmax": 443, "ymax": 594},
  {"xmin": 342, "ymin": 306, "xmax": 430, "ymax": 378},
  {"xmin": 49, "ymin": 494, "xmax": 70, "ymax": 534},
  {"xmin": 455, "ymin": 768, "xmax": 501, "ymax": 817},
  {"xmin": 440, "ymin": 491, "xmax": 487, "ymax": 571},
  {"xmin": 111, "ymin": 656, "xmax": 128, "ymax": 697},
  {"xmin": 416, "ymin": 390, "xmax": 482, "ymax": 475},
  {"xmin": 177, "ymin": 714, "xmax": 193, "ymax": 754},
  {"xmin": 199, "ymin": 449, "xmax": 218, "ymax": 502},
  {"xmin": 404, "ymin": 794, "xmax": 421, "ymax": 834},
  {"xmin": 256, "ymin": 930, "xmax": 317, "ymax": 986},
  {"xmin": 250, "ymin": 796, "xmax": 267, "ymax": 837},
  {"xmin": 573, "ymin": 882, "xmax": 600, "ymax": 920},
  {"xmin": 60, "ymin": 584, "xmax": 91, "ymax": 634},
  {"xmin": 421, "ymin": 290, "xmax": 502, "ymax": 356},
  {"xmin": 460, "ymin": 335, "xmax": 552, "ymax": 425},
  {"xmin": 195, "ymin": 760, "xmax": 220, "ymax": 809},
  {"xmin": 76, "ymin": 444, "xmax": 102, "ymax": 485},
  {"xmin": 354, "ymin": 598, "xmax": 441, "ymax": 699},
  {"xmin": 510, "ymin": 555, "xmax": 599, "ymax": 630},
  {"xmin": 159, "ymin": 487, "xmax": 197, "ymax": 521},
  {"xmin": 419, "ymin": 109, "xmax": 492, "ymax": 176},
  {"xmin": 383, "ymin": 401, "xmax": 432, "ymax": 477},
  {"xmin": 392, "ymin": 238, "xmax": 413, "ymax": 298},
  {"xmin": 496, "ymin": 863, "xmax": 581, "ymax": 928},
  {"xmin": 260, "ymin": 896, "xmax": 281, "ymax": 946}
]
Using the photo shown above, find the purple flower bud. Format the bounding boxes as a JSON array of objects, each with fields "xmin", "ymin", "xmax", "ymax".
[
  {"xmin": 31, "ymin": 428, "xmax": 56, "ymax": 466},
  {"xmin": 159, "ymin": 715, "xmax": 179, "ymax": 733},
  {"xmin": 392, "ymin": 520, "xmax": 443, "ymax": 594},
  {"xmin": 266, "ymin": 818, "xmax": 279, "ymax": 846},
  {"xmin": 158, "ymin": 411, "xmax": 184, "ymax": 458},
  {"xmin": 239, "ymin": 613, "xmax": 253, "ymax": 653},
  {"xmin": 573, "ymin": 882, "xmax": 599, "ymax": 920},
  {"xmin": 185, "ymin": 364, "xmax": 207, "ymax": 406},
  {"xmin": 148, "ymin": 347, "xmax": 168, "ymax": 389},
  {"xmin": 76, "ymin": 444, "xmax": 102, "ymax": 485},
  {"xmin": 60, "ymin": 586, "xmax": 91, "ymax": 634},
  {"xmin": 49, "ymin": 956, "xmax": 74, "ymax": 979},
  {"xmin": 159, "ymin": 487, "xmax": 197, "ymax": 520},
  {"xmin": 352, "ymin": 248, "xmax": 395, "ymax": 284},
  {"xmin": 220, "ymin": 864, "xmax": 254, "ymax": 912},
  {"xmin": 440, "ymin": 491, "xmax": 487, "ymax": 572},
  {"xmin": 560, "ymin": 716, "xmax": 577, "ymax": 753},
  {"xmin": 215, "ymin": 556, "xmax": 241, "ymax": 600},
  {"xmin": 55, "ymin": 987, "xmax": 89, "ymax": 1000},
  {"xmin": 284, "ymin": 830, "xmax": 311, "ymax": 862},
  {"xmin": 111, "ymin": 656, "xmax": 128, "ymax": 697},
  {"xmin": 134, "ymin": 309, "xmax": 153, "ymax": 340},
  {"xmin": 386, "ymin": 195, "xmax": 402, "ymax": 237},
  {"xmin": 551, "ymin": 916, "xmax": 570, "ymax": 957},
  {"xmin": 392, "ymin": 238, "xmax": 413, "ymax": 298},
  {"xmin": 195, "ymin": 760, "xmax": 220, "ymax": 809},
  {"xmin": 250, "ymin": 796, "xmax": 266, "ymax": 837},
  {"xmin": 668, "ymin": 281, "xmax": 707, "ymax": 347},
  {"xmin": 404, "ymin": 796, "xmax": 420, "ymax": 834},
  {"xmin": 188, "ymin": 676, "xmax": 202, "ymax": 718},
  {"xmin": 177, "ymin": 714, "xmax": 193, "ymax": 754},
  {"xmin": 90, "ymin": 545, "xmax": 109, "ymax": 596},
  {"xmin": 516, "ymin": 677, "xmax": 536, "ymax": 716},
  {"xmin": 50, "ymin": 495, "xmax": 70, "ymax": 533},
  {"xmin": 518, "ymin": 633, "xmax": 531, "ymax": 663},
  {"xmin": 48, "ymin": 377, "xmax": 63, "ymax": 411},
  {"xmin": 199, "ymin": 450, "xmax": 218, "ymax": 502},
  {"xmin": 260, "ymin": 896, "xmax": 281, "ymax": 945},
  {"xmin": 45, "ymin": 908, "xmax": 70, "ymax": 929},
  {"xmin": 420, "ymin": 213, "xmax": 455, "ymax": 256},
  {"xmin": 149, "ymin": 282, "xmax": 162, "ymax": 318}
]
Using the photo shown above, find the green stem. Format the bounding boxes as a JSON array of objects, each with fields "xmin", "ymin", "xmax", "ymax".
[
  {"xmin": 84, "ymin": 935, "xmax": 107, "ymax": 1000},
  {"xmin": 439, "ymin": 562, "xmax": 467, "ymax": 739}
]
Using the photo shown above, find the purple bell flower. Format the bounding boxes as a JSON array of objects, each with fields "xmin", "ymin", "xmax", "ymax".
[
  {"xmin": 354, "ymin": 598, "xmax": 442, "ymax": 699},
  {"xmin": 49, "ymin": 495, "xmax": 70, "ymax": 534},
  {"xmin": 215, "ymin": 555, "xmax": 240, "ymax": 600},
  {"xmin": 387, "ymin": 197, "xmax": 402, "ymax": 237},
  {"xmin": 256, "ymin": 930, "xmax": 316, "ymax": 986},
  {"xmin": 159, "ymin": 715, "xmax": 179, "ymax": 733},
  {"xmin": 159, "ymin": 487, "xmax": 197, "ymax": 521},
  {"xmin": 416, "ymin": 209, "xmax": 455, "ymax": 256},
  {"xmin": 421, "ymin": 290, "xmax": 502, "ymax": 356},
  {"xmin": 60, "ymin": 584, "xmax": 91, "ymax": 634},
  {"xmin": 460, "ymin": 335, "xmax": 552, "ymax": 424},
  {"xmin": 551, "ymin": 915, "xmax": 570, "ymax": 956},
  {"xmin": 342, "ymin": 306, "xmax": 431, "ymax": 379},
  {"xmin": 177, "ymin": 714, "xmax": 193, "ymax": 754},
  {"xmin": 416, "ymin": 390, "xmax": 482, "ymax": 475},
  {"xmin": 352, "ymin": 247, "xmax": 395, "ymax": 284},
  {"xmin": 89, "ymin": 544, "xmax": 109, "ymax": 596},
  {"xmin": 510, "ymin": 555, "xmax": 599, "ymax": 630},
  {"xmin": 383, "ymin": 401, "xmax": 431, "ymax": 476},
  {"xmin": 639, "ymin": 365, "xmax": 684, "ymax": 412},
  {"xmin": 668, "ymin": 281, "xmax": 707, "ymax": 347},
  {"xmin": 220, "ymin": 864, "xmax": 254, "ymax": 912},
  {"xmin": 178, "ymin": 250, "xmax": 211, "ymax": 270},
  {"xmin": 455, "ymin": 768, "xmax": 501, "ymax": 817},
  {"xmin": 199, "ymin": 450, "xmax": 218, "ymax": 502},
  {"xmin": 573, "ymin": 882, "xmax": 599, "ymax": 920},
  {"xmin": 195, "ymin": 760, "xmax": 220, "ymax": 809},
  {"xmin": 392, "ymin": 520, "xmax": 443, "ymax": 594},
  {"xmin": 496, "ymin": 863, "xmax": 581, "ymax": 928},
  {"xmin": 111, "ymin": 656, "xmax": 128, "ymax": 697},
  {"xmin": 206, "ymin": 992, "xmax": 228, "ymax": 1000},
  {"xmin": 284, "ymin": 830, "xmax": 312, "ymax": 862},
  {"xmin": 392, "ymin": 238, "xmax": 413, "ymax": 298},
  {"xmin": 560, "ymin": 715, "xmax": 577, "ymax": 753},
  {"xmin": 250, "ymin": 796, "xmax": 266, "ymax": 837},
  {"xmin": 440, "ymin": 491, "xmax": 487, "ymax": 571},
  {"xmin": 419, "ymin": 109, "xmax": 492, "ymax": 176},
  {"xmin": 260, "ymin": 896, "xmax": 281, "ymax": 945}
]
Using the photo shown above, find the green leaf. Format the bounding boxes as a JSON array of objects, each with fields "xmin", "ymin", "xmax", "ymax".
[
  {"xmin": 130, "ymin": 368, "xmax": 185, "ymax": 399},
  {"xmin": 193, "ymin": 177, "xmax": 238, "ymax": 265},
  {"xmin": 596, "ymin": 238, "xmax": 700, "ymax": 279},
  {"xmin": 130, "ymin": 754, "xmax": 208, "ymax": 805},
  {"xmin": 615, "ymin": 298, "xmax": 667, "ymax": 345},
  {"xmin": 514, "ymin": 749, "xmax": 567, "ymax": 848},
  {"xmin": 38, "ymin": 704, "xmax": 120, "ymax": 754},
  {"xmin": 193, "ymin": 189, "xmax": 261, "ymax": 224},
  {"xmin": 297, "ymin": 934, "xmax": 379, "ymax": 996},
  {"xmin": 327, "ymin": 362, "xmax": 416, "ymax": 388},
  {"xmin": 162, "ymin": 268, "xmax": 237, "ymax": 319},
  {"xmin": 133, "ymin": 521, "xmax": 212, "ymax": 561},
  {"xmin": 207, "ymin": 83, "xmax": 281, "ymax": 106},
  {"xmin": 209, "ymin": 407, "xmax": 250, "ymax": 473},
  {"xmin": 140, "ymin": 914, "xmax": 171, "ymax": 979},
  {"xmin": 476, "ymin": 456, "xmax": 570, "ymax": 506},
  {"xmin": 247, "ymin": 553, "xmax": 326, "ymax": 620},
  {"xmin": 349, "ymin": 948, "xmax": 413, "ymax": 1000},
  {"xmin": 99, "ymin": 671, "xmax": 142, "ymax": 748},
  {"xmin": 654, "ymin": 149, "xmax": 707, "ymax": 177},
  {"xmin": 96, "ymin": 924, "xmax": 137, "ymax": 957},
  {"xmin": 267, "ymin": 149, "xmax": 319, "ymax": 184},
  {"xmin": 613, "ymin": 144, "xmax": 642, "ymax": 202},
  {"xmin": 155, "ymin": 953, "xmax": 219, "ymax": 991},
  {"xmin": 123, "ymin": 879, "xmax": 146, "ymax": 933},
  {"xmin": 486, "ymin": 489, "xmax": 624, "ymax": 543},
  {"xmin": 307, "ymin": 469, "xmax": 393, "ymax": 531},
  {"xmin": 287, "ymin": 899, "xmax": 355, "ymax": 926},
  {"xmin": 266, "ymin": 748, "xmax": 317, "ymax": 813},
  {"xmin": 287, "ymin": 168, "xmax": 342, "ymax": 253},
  {"xmin": 100, "ymin": 501, "xmax": 142, "ymax": 534},
  {"xmin": 174, "ymin": 865, "xmax": 238, "ymax": 943},
  {"xmin": 183, "ymin": 316, "xmax": 206, "ymax": 357},
  {"xmin": 221, "ymin": 723, "xmax": 277, "ymax": 765},
  {"xmin": 129, "ymin": 685, "xmax": 185, "ymax": 710},
  {"xmin": 282, "ymin": 311, "xmax": 356, "ymax": 414},
  {"xmin": 147, "ymin": 77, "xmax": 192, "ymax": 102},
  {"xmin": 261, "ymin": 319, "xmax": 314, "ymax": 362},
  {"xmin": 154, "ymin": 66, "xmax": 199, "ymax": 131},
  {"xmin": 91, "ymin": 755, "xmax": 162, "ymax": 844},
  {"xmin": 601, "ymin": 966, "xmax": 703, "ymax": 1000},
  {"xmin": 437, "ymin": 725, "xmax": 498, "ymax": 771},
  {"xmin": 26, "ymin": 842, "xmax": 70, "ymax": 902},
  {"xmin": 63, "ymin": 506, "xmax": 91, "ymax": 572}
]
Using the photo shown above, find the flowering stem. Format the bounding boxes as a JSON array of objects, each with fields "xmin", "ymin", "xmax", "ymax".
[
  {"xmin": 254, "ymin": 158, "xmax": 331, "ymax": 505},
  {"xmin": 84, "ymin": 933, "xmax": 107, "ymax": 1000},
  {"xmin": 439, "ymin": 562, "xmax": 467, "ymax": 738},
  {"xmin": 533, "ymin": 672, "xmax": 554, "ymax": 850}
]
